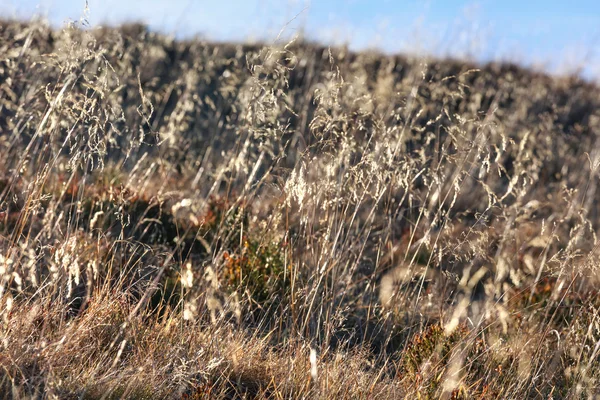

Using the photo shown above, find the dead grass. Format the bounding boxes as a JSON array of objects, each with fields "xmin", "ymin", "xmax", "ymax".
[{"xmin": 1, "ymin": 17, "xmax": 600, "ymax": 398}]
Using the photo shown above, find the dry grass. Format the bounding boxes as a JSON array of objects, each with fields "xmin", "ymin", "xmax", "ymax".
[{"xmin": 1, "ymin": 17, "xmax": 600, "ymax": 398}]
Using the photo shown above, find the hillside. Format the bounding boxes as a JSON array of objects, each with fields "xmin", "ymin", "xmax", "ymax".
[{"xmin": 2, "ymin": 19, "xmax": 600, "ymax": 398}]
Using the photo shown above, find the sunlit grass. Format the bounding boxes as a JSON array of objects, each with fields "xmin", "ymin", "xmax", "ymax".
[{"xmin": 1, "ymin": 17, "xmax": 600, "ymax": 398}]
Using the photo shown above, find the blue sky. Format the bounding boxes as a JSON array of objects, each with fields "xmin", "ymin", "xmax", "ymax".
[{"xmin": 2, "ymin": 0, "xmax": 600, "ymax": 78}]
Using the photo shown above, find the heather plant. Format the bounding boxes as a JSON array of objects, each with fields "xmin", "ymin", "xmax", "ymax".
[{"xmin": 1, "ymin": 15, "xmax": 600, "ymax": 399}]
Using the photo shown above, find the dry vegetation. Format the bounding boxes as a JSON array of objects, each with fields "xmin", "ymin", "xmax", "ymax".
[{"xmin": 2, "ymin": 17, "xmax": 600, "ymax": 399}]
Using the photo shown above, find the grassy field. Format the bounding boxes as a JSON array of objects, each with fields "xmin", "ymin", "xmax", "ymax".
[{"xmin": 2, "ymin": 18, "xmax": 600, "ymax": 399}]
